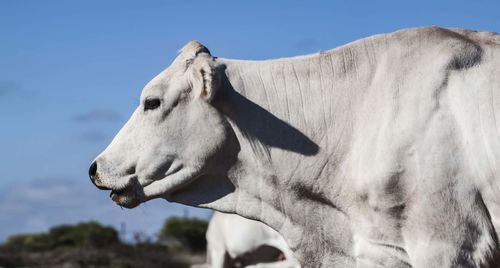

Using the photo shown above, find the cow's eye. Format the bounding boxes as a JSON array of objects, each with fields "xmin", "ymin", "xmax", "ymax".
[{"xmin": 144, "ymin": 98, "xmax": 161, "ymax": 111}]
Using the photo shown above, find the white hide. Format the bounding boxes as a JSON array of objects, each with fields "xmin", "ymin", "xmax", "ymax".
[{"xmin": 91, "ymin": 27, "xmax": 500, "ymax": 267}]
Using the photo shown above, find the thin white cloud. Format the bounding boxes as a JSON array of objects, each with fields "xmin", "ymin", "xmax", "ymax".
[{"xmin": 0, "ymin": 177, "xmax": 211, "ymax": 242}]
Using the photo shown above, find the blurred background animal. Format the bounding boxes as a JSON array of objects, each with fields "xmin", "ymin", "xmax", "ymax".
[{"xmin": 192, "ymin": 212, "xmax": 300, "ymax": 268}]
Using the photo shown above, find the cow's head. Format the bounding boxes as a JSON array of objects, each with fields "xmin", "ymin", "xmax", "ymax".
[{"xmin": 89, "ymin": 41, "xmax": 237, "ymax": 208}]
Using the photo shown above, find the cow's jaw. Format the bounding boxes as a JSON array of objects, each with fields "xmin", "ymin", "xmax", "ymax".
[
  {"xmin": 142, "ymin": 165, "xmax": 202, "ymax": 200},
  {"xmin": 108, "ymin": 162, "xmax": 202, "ymax": 208}
]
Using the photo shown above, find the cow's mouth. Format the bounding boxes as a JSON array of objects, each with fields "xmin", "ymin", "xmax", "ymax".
[
  {"xmin": 109, "ymin": 186, "xmax": 141, "ymax": 208},
  {"xmin": 104, "ymin": 176, "xmax": 144, "ymax": 208},
  {"xmin": 109, "ymin": 188, "xmax": 125, "ymax": 198},
  {"xmin": 108, "ymin": 163, "xmax": 185, "ymax": 208}
]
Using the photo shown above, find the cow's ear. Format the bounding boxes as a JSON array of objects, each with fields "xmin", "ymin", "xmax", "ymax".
[
  {"xmin": 179, "ymin": 41, "xmax": 219, "ymax": 101},
  {"xmin": 179, "ymin": 40, "xmax": 211, "ymax": 62},
  {"xmin": 189, "ymin": 60, "xmax": 219, "ymax": 101}
]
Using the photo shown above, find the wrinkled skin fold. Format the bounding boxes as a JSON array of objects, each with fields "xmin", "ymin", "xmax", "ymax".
[{"xmin": 90, "ymin": 27, "xmax": 500, "ymax": 267}]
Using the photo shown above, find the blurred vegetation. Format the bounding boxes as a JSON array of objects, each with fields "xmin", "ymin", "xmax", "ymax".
[
  {"xmin": 3, "ymin": 221, "xmax": 119, "ymax": 251},
  {"xmin": 158, "ymin": 217, "xmax": 209, "ymax": 252},
  {"xmin": 0, "ymin": 218, "xmax": 208, "ymax": 268}
]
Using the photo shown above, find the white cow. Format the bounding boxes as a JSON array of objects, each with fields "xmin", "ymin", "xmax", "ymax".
[
  {"xmin": 192, "ymin": 212, "xmax": 300, "ymax": 268},
  {"xmin": 90, "ymin": 27, "xmax": 500, "ymax": 267}
]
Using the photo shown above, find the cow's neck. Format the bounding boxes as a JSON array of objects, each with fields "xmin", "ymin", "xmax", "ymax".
[{"xmin": 208, "ymin": 48, "xmax": 375, "ymax": 265}]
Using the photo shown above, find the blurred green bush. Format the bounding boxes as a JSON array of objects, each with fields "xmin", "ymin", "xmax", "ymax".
[
  {"xmin": 3, "ymin": 221, "xmax": 119, "ymax": 251},
  {"xmin": 158, "ymin": 217, "xmax": 208, "ymax": 252},
  {"xmin": 0, "ymin": 219, "xmax": 206, "ymax": 267}
]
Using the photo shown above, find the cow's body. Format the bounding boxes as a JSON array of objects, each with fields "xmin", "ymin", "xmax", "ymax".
[
  {"xmin": 193, "ymin": 212, "xmax": 300, "ymax": 268},
  {"xmin": 91, "ymin": 27, "xmax": 500, "ymax": 267}
]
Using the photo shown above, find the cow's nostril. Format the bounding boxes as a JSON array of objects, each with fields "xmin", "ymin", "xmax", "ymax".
[{"xmin": 89, "ymin": 161, "xmax": 97, "ymax": 180}]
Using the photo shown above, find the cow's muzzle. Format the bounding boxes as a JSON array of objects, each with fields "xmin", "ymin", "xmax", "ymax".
[{"xmin": 89, "ymin": 161, "xmax": 111, "ymax": 190}]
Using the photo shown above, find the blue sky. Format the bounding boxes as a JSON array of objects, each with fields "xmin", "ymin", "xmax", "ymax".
[{"xmin": 1, "ymin": 0, "xmax": 499, "ymax": 241}]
